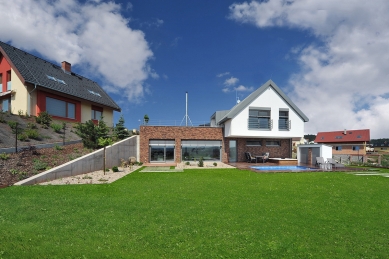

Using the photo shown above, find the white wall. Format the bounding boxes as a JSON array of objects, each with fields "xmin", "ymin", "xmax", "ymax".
[{"xmin": 225, "ymin": 87, "xmax": 305, "ymax": 138}]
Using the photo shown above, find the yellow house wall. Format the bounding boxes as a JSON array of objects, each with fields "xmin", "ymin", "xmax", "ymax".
[
  {"xmin": 10, "ymin": 69, "xmax": 28, "ymax": 114},
  {"xmin": 81, "ymin": 102, "xmax": 114, "ymax": 126}
]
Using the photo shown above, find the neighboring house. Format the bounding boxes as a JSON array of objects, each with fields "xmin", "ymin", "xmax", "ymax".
[
  {"xmin": 0, "ymin": 41, "xmax": 120, "ymax": 125},
  {"xmin": 314, "ymin": 129, "xmax": 370, "ymax": 157},
  {"xmin": 140, "ymin": 80, "xmax": 309, "ymax": 164},
  {"xmin": 372, "ymin": 142, "xmax": 389, "ymax": 151}
]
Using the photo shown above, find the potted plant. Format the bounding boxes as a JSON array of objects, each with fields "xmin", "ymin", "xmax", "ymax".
[{"xmin": 144, "ymin": 114, "xmax": 149, "ymax": 124}]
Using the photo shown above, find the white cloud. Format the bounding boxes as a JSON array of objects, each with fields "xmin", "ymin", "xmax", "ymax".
[
  {"xmin": 0, "ymin": 0, "xmax": 154, "ymax": 103},
  {"xmin": 229, "ymin": 0, "xmax": 389, "ymax": 138},
  {"xmin": 235, "ymin": 85, "xmax": 254, "ymax": 92},
  {"xmin": 217, "ymin": 72, "xmax": 230, "ymax": 77},
  {"xmin": 224, "ymin": 77, "xmax": 239, "ymax": 86},
  {"xmin": 222, "ymin": 88, "xmax": 231, "ymax": 93}
]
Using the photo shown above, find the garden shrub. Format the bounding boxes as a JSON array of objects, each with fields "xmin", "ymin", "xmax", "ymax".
[
  {"xmin": 0, "ymin": 152, "xmax": 10, "ymax": 160},
  {"xmin": 198, "ymin": 157, "xmax": 204, "ymax": 167},
  {"xmin": 25, "ymin": 129, "xmax": 40, "ymax": 140},
  {"xmin": 33, "ymin": 159, "xmax": 48, "ymax": 171},
  {"xmin": 50, "ymin": 123, "xmax": 62, "ymax": 133},
  {"xmin": 54, "ymin": 145, "xmax": 63, "ymax": 151},
  {"xmin": 112, "ymin": 166, "xmax": 119, "ymax": 172},
  {"xmin": 27, "ymin": 122, "xmax": 37, "ymax": 129},
  {"xmin": 17, "ymin": 133, "xmax": 28, "ymax": 141},
  {"xmin": 36, "ymin": 111, "xmax": 52, "ymax": 128}
]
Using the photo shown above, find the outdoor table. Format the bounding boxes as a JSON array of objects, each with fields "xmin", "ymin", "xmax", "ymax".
[{"xmin": 255, "ymin": 156, "xmax": 265, "ymax": 163}]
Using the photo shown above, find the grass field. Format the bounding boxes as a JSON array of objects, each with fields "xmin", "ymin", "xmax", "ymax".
[{"xmin": 1, "ymin": 168, "xmax": 389, "ymax": 258}]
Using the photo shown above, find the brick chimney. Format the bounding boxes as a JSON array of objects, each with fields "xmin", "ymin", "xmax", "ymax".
[{"xmin": 61, "ymin": 61, "xmax": 71, "ymax": 72}]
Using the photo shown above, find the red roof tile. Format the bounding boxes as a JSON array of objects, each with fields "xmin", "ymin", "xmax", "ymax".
[{"xmin": 315, "ymin": 129, "xmax": 370, "ymax": 143}]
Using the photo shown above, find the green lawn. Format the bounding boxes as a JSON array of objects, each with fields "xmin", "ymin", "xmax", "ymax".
[{"xmin": 1, "ymin": 168, "xmax": 389, "ymax": 258}]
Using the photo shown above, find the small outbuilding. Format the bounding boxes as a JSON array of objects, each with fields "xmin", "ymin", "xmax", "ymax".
[{"xmin": 297, "ymin": 144, "xmax": 332, "ymax": 165}]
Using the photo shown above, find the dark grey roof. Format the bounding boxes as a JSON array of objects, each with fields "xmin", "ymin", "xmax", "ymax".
[
  {"xmin": 218, "ymin": 79, "xmax": 309, "ymax": 124},
  {"xmin": 0, "ymin": 41, "xmax": 120, "ymax": 111}
]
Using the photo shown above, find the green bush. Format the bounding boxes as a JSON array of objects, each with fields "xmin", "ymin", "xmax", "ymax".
[
  {"xmin": 54, "ymin": 145, "xmax": 63, "ymax": 151},
  {"xmin": 7, "ymin": 120, "xmax": 17, "ymax": 129},
  {"xmin": 17, "ymin": 133, "xmax": 28, "ymax": 141},
  {"xmin": 213, "ymin": 162, "xmax": 217, "ymax": 167},
  {"xmin": 112, "ymin": 166, "xmax": 119, "ymax": 172},
  {"xmin": 50, "ymin": 123, "xmax": 62, "ymax": 133},
  {"xmin": 198, "ymin": 157, "xmax": 204, "ymax": 167},
  {"xmin": 33, "ymin": 159, "xmax": 48, "ymax": 171},
  {"xmin": 27, "ymin": 122, "xmax": 37, "ymax": 129},
  {"xmin": 25, "ymin": 129, "xmax": 40, "ymax": 140},
  {"xmin": 36, "ymin": 111, "xmax": 52, "ymax": 128},
  {"xmin": 0, "ymin": 152, "xmax": 10, "ymax": 160}
]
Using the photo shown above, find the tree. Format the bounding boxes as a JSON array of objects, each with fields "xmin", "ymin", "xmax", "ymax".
[
  {"xmin": 98, "ymin": 137, "xmax": 113, "ymax": 174},
  {"xmin": 115, "ymin": 115, "xmax": 130, "ymax": 140},
  {"xmin": 75, "ymin": 117, "xmax": 112, "ymax": 149},
  {"xmin": 8, "ymin": 121, "xmax": 23, "ymax": 153},
  {"xmin": 96, "ymin": 116, "xmax": 110, "ymax": 140},
  {"xmin": 144, "ymin": 114, "xmax": 149, "ymax": 124},
  {"xmin": 75, "ymin": 120, "xmax": 99, "ymax": 149}
]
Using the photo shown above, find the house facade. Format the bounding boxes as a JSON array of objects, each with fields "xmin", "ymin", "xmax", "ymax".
[
  {"xmin": 314, "ymin": 129, "xmax": 370, "ymax": 160},
  {"xmin": 0, "ymin": 41, "xmax": 120, "ymax": 125},
  {"xmin": 140, "ymin": 80, "xmax": 309, "ymax": 164}
]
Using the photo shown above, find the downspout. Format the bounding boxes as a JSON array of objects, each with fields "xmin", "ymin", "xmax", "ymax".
[{"xmin": 27, "ymin": 83, "xmax": 37, "ymax": 116}]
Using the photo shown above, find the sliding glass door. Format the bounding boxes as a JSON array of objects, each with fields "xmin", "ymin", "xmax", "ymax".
[{"xmin": 149, "ymin": 140, "xmax": 175, "ymax": 163}]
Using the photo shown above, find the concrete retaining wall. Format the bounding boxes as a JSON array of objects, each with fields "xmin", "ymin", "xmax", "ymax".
[{"xmin": 14, "ymin": 135, "xmax": 140, "ymax": 186}]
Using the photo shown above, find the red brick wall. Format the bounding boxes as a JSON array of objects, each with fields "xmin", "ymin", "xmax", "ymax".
[
  {"xmin": 225, "ymin": 138, "xmax": 292, "ymax": 162},
  {"xmin": 140, "ymin": 126, "xmax": 226, "ymax": 163}
]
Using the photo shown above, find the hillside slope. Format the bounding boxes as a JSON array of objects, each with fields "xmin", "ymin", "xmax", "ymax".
[{"xmin": 0, "ymin": 113, "xmax": 81, "ymax": 149}]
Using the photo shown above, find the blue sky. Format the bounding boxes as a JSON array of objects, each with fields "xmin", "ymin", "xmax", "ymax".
[{"xmin": 1, "ymin": 0, "xmax": 389, "ymax": 138}]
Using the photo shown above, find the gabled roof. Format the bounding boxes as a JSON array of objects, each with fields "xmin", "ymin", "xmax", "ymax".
[
  {"xmin": 0, "ymin": 41, "xmax": 120, "ymax": 111},
  {"xmin": 218, "ymin": 79, "xmax": 309, "ymax": 124},
  {"xmin": 315, "ymin": 129, "xmax": 370, "ymax": 143}
]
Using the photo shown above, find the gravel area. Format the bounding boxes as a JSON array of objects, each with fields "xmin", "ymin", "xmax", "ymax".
[{"xmin": 39, "ymin": 166, "xmax": 141, "ymax": 185}]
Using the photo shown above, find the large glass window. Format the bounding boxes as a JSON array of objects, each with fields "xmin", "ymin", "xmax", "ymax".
[
  {"xmin": 149, "ymin": 140, "xmax": 175, "ymax": 162},
  {"xmin": 279, "ymin": 110, "xmax": 289, "ymax": 130},
  {"xmin": 248, "ymin": 108, "xmax": 272, "ymax": 130},
  {"xmin": 182, "ymin": 140, "xmax": 221, "ymax": 161},
  {"xmin": 46, "ymin": 97, "xmax": 75, "ymax": 119}
]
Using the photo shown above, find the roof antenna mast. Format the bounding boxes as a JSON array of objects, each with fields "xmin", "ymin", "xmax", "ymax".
[{"xmin": 180, "ymin": 91, "xmax": 193, "ymax": 126}]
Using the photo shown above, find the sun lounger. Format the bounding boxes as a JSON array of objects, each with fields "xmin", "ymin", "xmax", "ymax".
[{"xmin": 327, "ymin": 158, "xmax": 345, "ymax": 168}]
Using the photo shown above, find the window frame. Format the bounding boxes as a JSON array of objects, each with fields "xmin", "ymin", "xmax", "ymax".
[
  {"xmin": 278, "ymin": 109, "xmax": 289, "ymax": 130},
  {"xmin": 266, "ymin": 140, "xmax": 280, "ymax": 147},
  {"xmin": 46, "ymin": 97, "xmax": 76, "ymax": 119},
  {"xmin": 335, "ymin": 146, "xmax": 342, "ymax": 151},
  {"xmin": 246, "ymin": 140, "xmax": 262, "ymax": 146},
  {"xmin": 91, "ymin": 105, "xmax": 103, "ymax": 121},
  {"xmin": 248, "ymin": 107, "xmax": 272, "ymax": 130}
]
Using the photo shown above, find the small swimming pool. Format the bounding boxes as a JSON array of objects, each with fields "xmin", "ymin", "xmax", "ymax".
[{"xmin": 251, "ymin": 165, "xmax": 318, "ymax": 171}]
